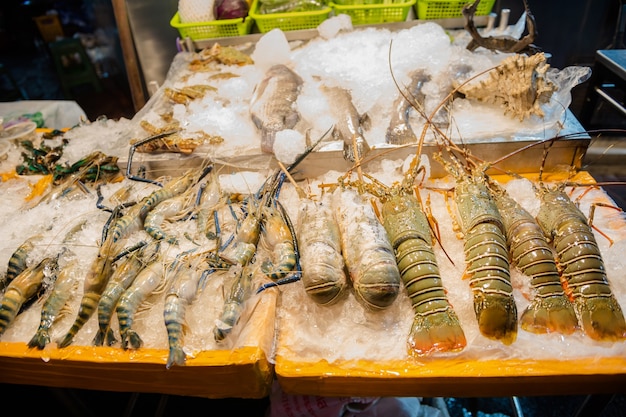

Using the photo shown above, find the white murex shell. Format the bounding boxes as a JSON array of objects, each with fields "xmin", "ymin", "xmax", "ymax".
[{"xmin": 456, "ymin": 52, "xmax": 558, "ymax": 121}]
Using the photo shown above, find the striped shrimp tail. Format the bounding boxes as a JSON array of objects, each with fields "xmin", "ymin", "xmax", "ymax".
[
  {"xmin": 164, "ymin": 295, "xmax": 189, "ymax": 368},
  {"xmin": 95, "ymin": 286, "xmax": 126, "ymax": 346},
  {"xmin": 27, "ymin": 329, "xmax": 51, "ymax": 350},
  {"xmin": 5, "ymin": 240, "xmax": 33, "ymax": 285},
  {"xmin": 166, "ymin": 346, "xmax": 187, "ymax": 369},
  {"xmin": 58, "ymin": 292, "xmax": 100, "ymax": 348},
  {"xmin": 408, "ymin": 307, "xmax": 467, "ymax": 356},
  {"xmin": 121, "ymin": 329, "xmax": 143, "ymax": 350},
  {"xmin": 117, "ymin": 300, "xmax": 142, "ymax": 350},
  {"xmin": 92, "ymin": 327, "xmax": 117, "ymax": 347},
  {"xmin": 520, "ymin": 293, "xmax": 579, "ymax": 335},
  {"xmin": 0, "ymin": 290, "xmax": 23, "ymax": 336}
]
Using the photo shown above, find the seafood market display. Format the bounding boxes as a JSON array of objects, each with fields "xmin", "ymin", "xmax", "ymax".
[{"xmin": 0, "ymin": 15, "xmax": 624, "ymax": 381}]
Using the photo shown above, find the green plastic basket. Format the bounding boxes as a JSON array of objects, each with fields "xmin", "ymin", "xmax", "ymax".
[
  {"xmin": 249, "ymin": 0, "xmax": 332, "ymax": 33},
  {"xmin": 170, "ymin": 12, "xmax": 254, "ymax": 40},
  {"xmin": 415, "ymin": 0, "xmax": 495, "ymax": 20},
  {"xmin": 330, "ymin": 0, "xmax": 416, "ymax": 25}
]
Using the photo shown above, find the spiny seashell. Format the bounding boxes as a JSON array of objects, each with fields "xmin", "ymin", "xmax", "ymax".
[{"xmin": 457, "ymin": 53, "xmax": 557, "ymax": 121}]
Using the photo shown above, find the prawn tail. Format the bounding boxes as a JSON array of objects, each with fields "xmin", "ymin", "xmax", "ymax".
[
  {"xmin": 408, "ymin": 308, "xmax": 467, "ymax": 356},
  {"xmin": 166, "ymin": 345, "xmax": 187, "ymax": 369},
  {"xmin": 473, "ymin": 292, "xmax": 518, "ymax": 345},
  {"xmin": 121, "ymin": 328, "xmax": 143, "ymax": 350},
  {"xmin": 27, "ymin": 329, "xmax": 50, "ymax": 350},
  {"xmin": 520, "ymin": 294, "xmax": 579, "ymax": 335},
  {"xmin": 57, "ymin": 292, "xmax": 100, "ymax": 348},
  {"xmin": 92, "ymin": 327, "xmax": 117, "ymax": 347},
  {"xmin": 575, "ymin": 295, "xmax": 626, "ymax": 342},
  {"xmin": 0, "ymin": 290, "xmax": 23, "ymax": 337}
]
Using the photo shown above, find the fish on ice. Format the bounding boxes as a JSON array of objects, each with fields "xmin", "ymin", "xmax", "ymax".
[{"xmin": 250, "ymin": 64, "xmax": 304, "ymax": 154}]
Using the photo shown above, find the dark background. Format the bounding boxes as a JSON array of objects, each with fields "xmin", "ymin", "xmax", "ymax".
[{"xmin": 1, "ymin": 0, "xmax": 625, "ymax": 120}]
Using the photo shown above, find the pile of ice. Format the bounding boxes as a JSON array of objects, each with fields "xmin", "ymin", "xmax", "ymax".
[{"xmin": 128, "ymin": 16, "xmax": 590, "ymax": 168}]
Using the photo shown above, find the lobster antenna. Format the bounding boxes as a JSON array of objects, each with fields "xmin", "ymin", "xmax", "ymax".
[{"xmin": 538, "ymin": 138, "xmax": 557, "ymax": 187}]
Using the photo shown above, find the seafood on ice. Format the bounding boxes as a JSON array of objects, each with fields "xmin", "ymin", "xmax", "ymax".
[
  {"xmin": 250, "ymin": 64, "xmax": 303, "ymax": 154},
  {"xmin": 0, "ymin": 20, "xmax": 624, "ymax": 370},
  {"xmin": 128, "ymin": 20, "xmax": 591, "ymax": 163}
]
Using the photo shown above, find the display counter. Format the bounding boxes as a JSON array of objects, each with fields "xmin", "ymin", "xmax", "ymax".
[
  {"xmin": 0, "ymin": 344, "xmax": 273, "ymax": 398},
  {"xmin": 1, "ymin": 19, "xmax": 624, "ymax": 399},
  {"xmin": 276, "ymin": 356, "xmax": 626, "ymax": 397}
]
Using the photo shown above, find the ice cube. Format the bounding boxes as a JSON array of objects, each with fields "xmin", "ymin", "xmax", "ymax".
[
  {"xmin": 251, "ymin": 29, "xmax": 292, "ymax": 71},
  {"xmin": 219, "ymin": 171, "xmax": 266, "ymax": 194},
  {"xmin": 317, "ymin": 14, "xmax": 353, "ymax": 40},
  {"xmin": 273, "ymin": 129, "xmax": 306, "ymax": 165}
]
